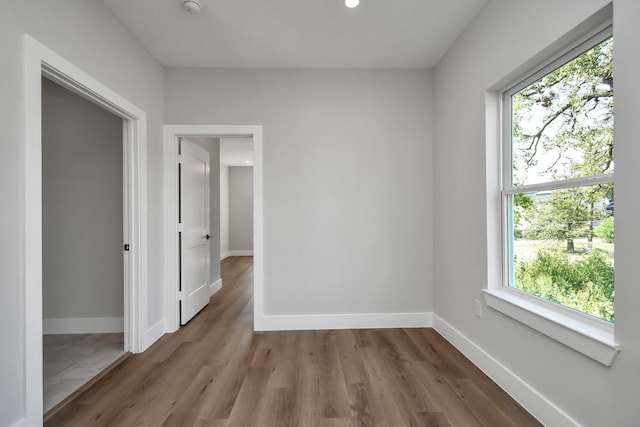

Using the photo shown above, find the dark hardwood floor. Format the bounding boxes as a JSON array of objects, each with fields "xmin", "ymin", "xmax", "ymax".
[{"xmin": 45, "ymin": 256, "xmax": 541, "ymax": 426}]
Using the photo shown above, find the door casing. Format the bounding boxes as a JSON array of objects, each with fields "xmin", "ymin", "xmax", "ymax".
[
  {"xmin": 163, "ymin": 125, "xmax": 264, "ymax": 333},
  {"xmin": 23, "ymin": 35, "xmax": 148, "ymax": 422}
]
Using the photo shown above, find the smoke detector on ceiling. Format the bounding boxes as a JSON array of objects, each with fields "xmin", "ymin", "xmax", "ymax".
[{"xmin": 183, "ymin": 0, "xmax": 202, "ymax": 14}]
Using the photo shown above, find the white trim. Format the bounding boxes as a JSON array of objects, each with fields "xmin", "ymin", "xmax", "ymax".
[
  {"xmin": 24, "ymin": 35, "xmax": 148, "ymax": 425},
  {"xmin": 502, "ymin": 173, "xmax": 614, "ymax": 195},
  {"xmin": 226, "ymin": 250, "xmax": 253, "ymax": 257},
  {"xmin": 10, "ymin": 418, "xmax": 26, "ymax": 427},
  {"xmin": 145, "ymin": 319, "xmax": 165, "ymax": 347},
  {"xmin": 483, "ymin": 289, "xmax": 619, "ymax": 366},
  {"xmin": 163, "ymin": 125, "xmax": 264, "ymax": 333},
  {"xmin": 432, "ymin": 314, "xmax": 579, "ymax": 427},
  {"xmin": 487, "ymin": 14, "xmax": 618, "ymax": 370},
  {"xmin": 210, "ymin": 278, "xmax": 222, "ymax": 297},
  {"xmin": 23, "ymin": 35, "xmax": 44, "ymax": 425},
  {"xmin": 504, "ymin": 22, "xmax": 613, "ymax": 99},
  {"xmin": 43, "ymin": 317, "xmax": 124, "ymax": 335},
  {"xmin": 256, "ymin": 312, "xmax": 432, "ymax": 332},
  {"xmin": 219, "ymin": 250, "xmax": 254, "ymax": 259}
]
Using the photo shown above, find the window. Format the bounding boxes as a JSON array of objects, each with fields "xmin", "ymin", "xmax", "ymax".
[{"xmin": 503, "ymin": 28, "xmax": 614, "ymax": 323}]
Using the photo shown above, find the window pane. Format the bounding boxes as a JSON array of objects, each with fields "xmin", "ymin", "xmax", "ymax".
[
  {"xmin": 510, "ymin": 184, "xmax": 614, "ymax": 322},
  {"xmin": 511, "ymin": 37, "xmax": 613, "ymax": 186}
]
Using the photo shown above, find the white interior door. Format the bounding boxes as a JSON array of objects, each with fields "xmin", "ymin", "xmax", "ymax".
[{"xmin": 179, "ymin": 139, "xmax": 211, "ymax": 325}]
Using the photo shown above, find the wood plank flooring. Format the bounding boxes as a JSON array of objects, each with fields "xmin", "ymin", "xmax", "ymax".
[{"xmin": 45, "ymin": 256, "xmax": 542, "ymax": 427}]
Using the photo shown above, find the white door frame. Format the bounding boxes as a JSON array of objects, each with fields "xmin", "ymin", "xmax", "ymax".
[
  {"xmin": 163, "ymin": 125, "xmax": 264, "ymax": 332},
  {"xmin": 23, "ymin": 35, "xmax": 147, "ymax": 422}
]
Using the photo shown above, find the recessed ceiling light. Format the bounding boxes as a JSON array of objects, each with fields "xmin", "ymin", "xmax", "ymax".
[
  {"xmin": 345, "ymin": 0, "xmax": 359, "ymax": 8},
  {"xmin": 245, "ymin": 160, "xmax": 251, "ymax": 164},
  {"xmin": 183, "ymin": 0, "xmax": 202, "ymax": 14}
]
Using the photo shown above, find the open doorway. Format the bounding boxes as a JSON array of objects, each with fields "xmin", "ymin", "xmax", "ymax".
[
  {"xmin": 41, "ymin": 78, "xmax": 126, "ymax": 412},
  {"xmin": 163, "ymin": 126, "xmax": 264, "ymax": 332},
  {"xmin": 220, "ymin": 138, "xmax": 254, "ymax": 261},
  {"xmin": 23, "ymin": 36, "xmax": 148, "ymax": 422},
  {"xmin": 172, "ymin": 136, "xmax": 254, "ymax": 326}
]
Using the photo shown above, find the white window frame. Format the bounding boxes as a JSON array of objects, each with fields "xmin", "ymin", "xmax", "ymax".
[{"xmin": 483, "ymin": 22, "xmax": 620, "ymax": 366}]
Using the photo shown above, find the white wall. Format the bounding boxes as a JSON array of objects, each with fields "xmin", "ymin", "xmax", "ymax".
[
  {"xmin": 220, "ymin": 163, "xmax": 230, "ymax": 258},
  {"xmin": 42, "ymin": 78, "xmax": 123, "ymax": 325},
  {"xmin": 165, "ymin": 69, "xmax": 434, "ymax": 317},
  {"xmin": 228, "ymin": 166, "xmax": 253, "ymax": 252},
  {"xmin": 0, "ymin": 0, "xmax": 164, "ymax": 424},
  {"xmin": 188, "ymin": 137, "xmax": 222, "ymax": 283},
  {"xmin": 433, "ymin": 0, "xmax": 640, "ymax": 425}
]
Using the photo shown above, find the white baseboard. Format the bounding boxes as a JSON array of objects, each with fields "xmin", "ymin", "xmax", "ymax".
[
  {"xmin": 210, "ymin": 278, "xmax": 222, "ymax": 297},
  {"xmin": 10, "ymin": 417, "xmax": 26, "ymax": 427},
  {"xmin": 255, "ymin": 311, "xmax": 432, "ymax": 331},
  {"xmin": 221, "ymin": 250, "xmax": 252, "ymax": 260},
  {"xmin": 142, "ymin": 319, "xmax": 165, "ymax": 352},
  {"xmin": 228, "ymin": 250, "xmax": 253, "ymax": 257},
  {"xmin": 43, "ymin": 317, "xmax": 124, "ymax": 335},
  {"xmin": 432, "ymin": 314, "xmax": 580, "ymax": 427}
]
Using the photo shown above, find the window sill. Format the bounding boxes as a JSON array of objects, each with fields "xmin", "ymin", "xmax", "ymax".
[{"xmin": 482, "ymin": 288, "xmax": 619, "ymax": 366}]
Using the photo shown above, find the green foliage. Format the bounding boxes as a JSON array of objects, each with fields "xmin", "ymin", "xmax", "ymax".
[
  {"xmin": 515, "ymin": 250, "xmax": 614, "ymax": 322},
  {"xmin": 512, "ymin": 37, "xmax": 614, "ymax": 183},
  {"xmin": 527, "ymin": 188, "xmax": 590, "ymax": 241},
  {"xmin": 594, "ymin": 216, "xmax": 614, "ymax": 243},
  {"xmin": 510, "ymin": 37, "xmax": 615, "ymax": 321},
  {"xmin": 514, "ymin": 193, "xmax": 534, "ymax": 210},
  {"xmin": 526, "ymin": 184, "xmax": 611, "ymax": 251},
  {"xmin": 512, "ymin": 37, "xmax": 614, "ymax": 252},
  {"xmin": 513, "ymin": 193, "xmax": 534, "ymax": 229}
]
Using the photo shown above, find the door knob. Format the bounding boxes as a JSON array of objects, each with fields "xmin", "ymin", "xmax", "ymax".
[{"xmin": 206, "ymin": 234, "xmax": 211, "ymax": 240}]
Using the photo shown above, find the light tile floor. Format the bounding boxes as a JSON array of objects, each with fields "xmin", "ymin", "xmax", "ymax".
[{"xmin": 43, "ymin": 333, "xmax": 124, "ymax": 412}]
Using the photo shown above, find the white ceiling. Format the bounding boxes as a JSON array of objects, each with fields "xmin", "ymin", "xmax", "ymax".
[
  {"xmin": 220, "ymin": 137, "xmax": 253, "ymax": 166},
  {"xmin": 100, "ymin": 0, "xmax": 487, "ymax": 69}
]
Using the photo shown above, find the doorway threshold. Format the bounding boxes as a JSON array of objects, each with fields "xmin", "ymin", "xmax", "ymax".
[{"xmin": 43, "ymin": 334, "xmax": 130, "ymax": 421}]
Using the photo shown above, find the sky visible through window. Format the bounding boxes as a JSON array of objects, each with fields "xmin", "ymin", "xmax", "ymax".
[{"xmin": 512, "ymin": 37, "xmax": 613, "ymax": 187}]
